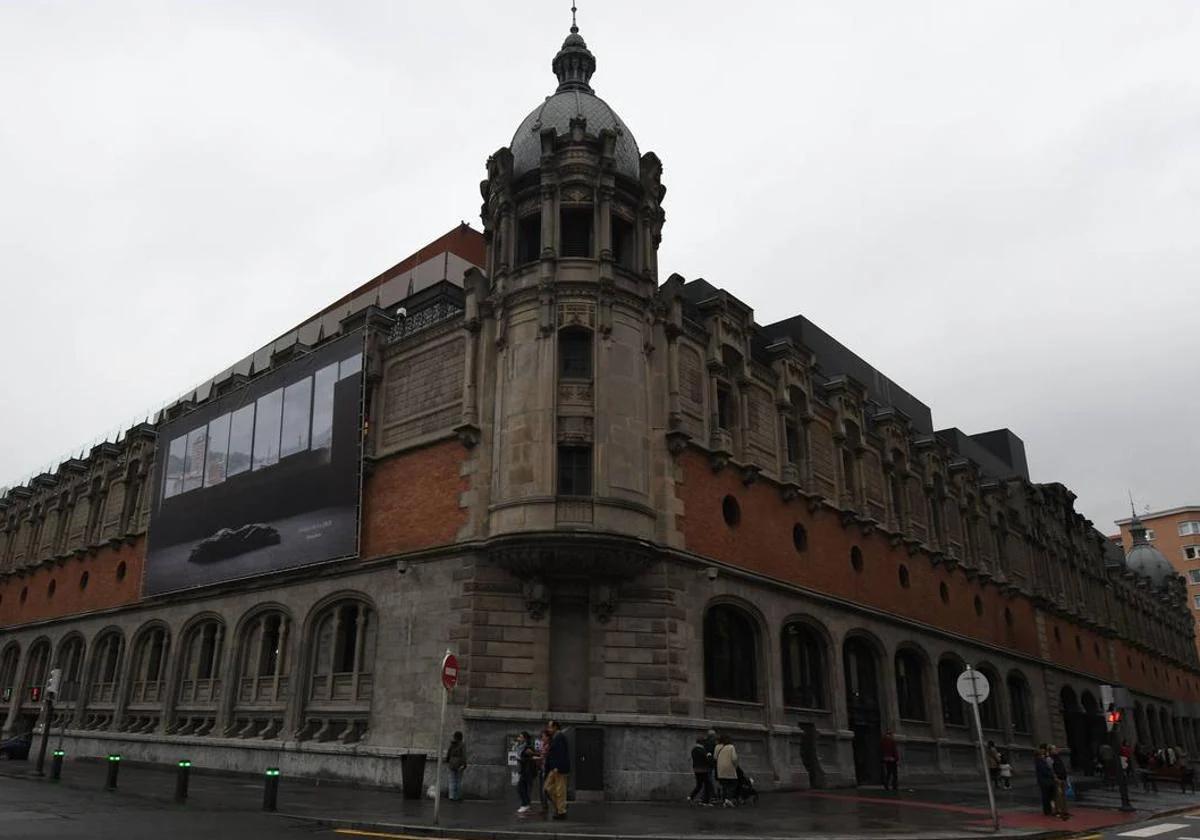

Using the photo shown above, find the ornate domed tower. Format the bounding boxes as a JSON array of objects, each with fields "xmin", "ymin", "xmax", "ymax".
[{"xmin": 461, "ymin": 15, "xmax": 668, "ymax": 545}]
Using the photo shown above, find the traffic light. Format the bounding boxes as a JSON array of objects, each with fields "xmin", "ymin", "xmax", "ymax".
[
  {"xmin": 1106, "ymin": 704, "xmax": 1123, "ymax": 732},
  {"xmin": 29, "ymin": 686, "xmax": 41, "ymax": 703},
  {"xmin": 45, "ymin": 668, "xmax": 62, "ymax": 700}
]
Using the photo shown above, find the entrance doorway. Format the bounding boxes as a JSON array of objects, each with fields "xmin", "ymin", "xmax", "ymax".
[{"xmin": 844, "ymin": 637, "xmax": 882, "ymax": 785}]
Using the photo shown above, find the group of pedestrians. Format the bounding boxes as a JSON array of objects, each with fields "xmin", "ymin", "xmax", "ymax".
[
  {"xmin": 687, "ymin": 729, "xmax": 753, "ymax": 807},
  {"xmin": 511, "ymin": 720, "xmax": 571, "ymax": 820},
  {"xmin": 1034, "ymin": 743, "xmax": 1071, "ymax": 821}
]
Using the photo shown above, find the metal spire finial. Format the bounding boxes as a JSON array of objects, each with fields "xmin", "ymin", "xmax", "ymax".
[{"xmin": 571, "ymin": 2, "xmax": 578, "ymax": 33}]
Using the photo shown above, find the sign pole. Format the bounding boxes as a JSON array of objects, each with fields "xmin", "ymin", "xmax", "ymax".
[
  {"xmin": 34, "ymin": 695, "xmax": 53, "ymax": 776},
  {"xmin": 433, "ymin": 680, "xmax": 447, "ymax": 826},
  {"xmin": 432, "ymin": 649, "xmax": 458, "ymax": 827},
  {"xmin": 963, "ymin": 665, "xmax": 999, "ymax": 832}
]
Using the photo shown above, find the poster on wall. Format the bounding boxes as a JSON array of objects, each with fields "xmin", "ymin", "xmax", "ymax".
[{"xmin": 144, "ymin": 330, "xmax": 365, "ymax": 596}]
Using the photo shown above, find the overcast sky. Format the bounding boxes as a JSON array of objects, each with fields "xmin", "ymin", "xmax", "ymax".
[{"xmin": 1, "ymin": 1, "xmax": 1196, "ymax": 533}]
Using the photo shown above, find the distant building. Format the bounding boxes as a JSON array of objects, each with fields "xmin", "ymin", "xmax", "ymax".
[
  {"xmin": 3, "ymin": 14, "xmax": 1199, "ymax": 797},
  {"xmin": 1114, "ymin": 505, "xmax": 1200, "ymax": 654}
]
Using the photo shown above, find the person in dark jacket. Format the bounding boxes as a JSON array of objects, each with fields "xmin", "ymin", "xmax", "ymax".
[
  {"xmin": 881, "ymin": 729, "xmax": 900, "ymax": 791},
  {"xmin": 516, "ymin": 731, "xmax": 536, "ymax": 814},
  {"xmin": 688, "ymin": 735, "xmax": 714, "ymax": 804},
  {"xmin": 1035, "ymin": 744, "xmax": 1057, "ymax": 816},
  {"xmin": 1051, "ymin": 746, "xmax": 1070, "ymax": 820},
  {"xmin": 445, "ymin": 730, "xmax": 467, "ymax": 801},
  {"xmin": 543, "ymin": 720, "xmax": 570, "ymax": 820}
]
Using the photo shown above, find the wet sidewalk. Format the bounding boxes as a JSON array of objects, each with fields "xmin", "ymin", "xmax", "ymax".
[{"xmin": 2, "ymin": 758, "xmax": 1198, "ymax": 839}]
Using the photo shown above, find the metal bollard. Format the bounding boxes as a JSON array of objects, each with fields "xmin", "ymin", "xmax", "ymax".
[
  {"xmin": 175, "ymin": 760, "xmax": 191, "ymax": 803},
  {"xmin": 50, "ymin": 750, "xmax": 64, "ymax": 781},
  {"xmin": 105, "ymin": 754, "xmax": 121, "ymax": 791},
  {"xmin": 263, "ymin": 767, "xmax": 280, "ymax": 812}
]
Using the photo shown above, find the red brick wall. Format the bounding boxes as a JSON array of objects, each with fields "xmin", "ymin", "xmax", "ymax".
[
  {"xmin": 0, "ymin": 539, "xmax": 144, "ymax": 628},
  {"xmin": 676, "ymin": 449, "xmax": 1197, "ymax": 700},
  {"xmin": 360, "ymin": 438, "xmax": 468, "ymax": 559}
]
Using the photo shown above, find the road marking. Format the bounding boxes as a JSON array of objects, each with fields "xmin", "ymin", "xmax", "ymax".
[
  {"xmin": 333, "ymin": 830, "xmax": 467, "ymax": 840},
  {"xmin": 1119, "ymin": 826, "xmax": 1190, "ymax": 838}
]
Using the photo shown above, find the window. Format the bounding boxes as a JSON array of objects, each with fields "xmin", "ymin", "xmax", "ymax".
[
  {"xmin": 716, "ymin": 385, "xmax": 734, "ymax": 430},
  {"xmin": 974, "ymin": 595, "xmax": 984, "ymax": 616},
  {"xmin": 0, "ymin": 644, "xmax": 21, "ymax": 703},
  {"xmin": 252, "ymin": 388, "xmax": 283, "ymax": 470},
  {"xmin": 1185, "ymin": 546, "xmax": 1200, "ymax": 561},
  {"xmin": 1192, "ymin": 594, "xmax": 1200, "ymax": 610},
  {"xmin": 182, "ymin": 427, "xmax": 207, "ymax": 492},
  {"xmin": 1179, "ymin": 521, "xmax": 1200, "ymax": 537},
  {"xmin": 939, "ymin": 582, "xmax": 950, "ymax": 604},
  {"xmin": 311, "ymin": 363, "xmax": 338, "ymax": 450},
  {"xmin": 781, "ymin": 622, "xmax": 824, "ymax": 708},
  {"xmin": 704, "ymin": 604, "xmax": 758, "ymax": 702},
  {"xmin": 785, "ymin": 422, "xmax": 800, "ymax": 465},
  {"xmin": 977, "ymin": 668, "xmax": 1001, "ymax": 730},
  {"xmin": 177, "ymin": 620, "xmax": 224, "ymax": 708},
  {"xmin": 310, "ymin": 601, "xmax": 375, "ymax": 700},
  {"xmin": 612, "ymin": 213, "xmax": 635, "ymax": 270},
  {"xmin": 722, "ymin": 495, "xmax": 741, "ymax": 527},
  {"xmin": 53, "ymin": 636, "xmax": 85, "ymax": 703},
  {"xmin": 898, "ymin": 564, "xmax": 910, "ymax": 588},
  {"xmin": 895, "ymin": 650, "xmax": 926, "ymax": 721},
  {"xmin": 339, "ymin": 352, "xmax": 362, "ymax": 380},
  {"xmin": 560, "ymin": 207, "xmax": 593, "ymax": 257},
  {"xmin": 280, "ymin": 377, "xmax": 313, "ymax": 458},
  {"xmin": 236, "ymin": 610, "xmax": 291, "ymax": 706},
  {"xmin": 1008, "ymin": 673, "xmax": 1031, "ymax": 734},
  {"xmin": 792, "ymin": 524, "xmax": 808, "ymax": 553},
  {"xmin": 164, "ymin": 436, "xmax": 186, "ymax": 499},
  {"xmin": 557, "ymin": 446, "xmax": 592, "ymax": 497},
  {"xmin": 516, "ymin": 213, "xmax": 541, "ymax": 264},
  {"xmin": 1145, "ymin": 528, "xmax": 1156, "ymax": 540},
  {"xmin": 1188, "ymin": 569, "xmax": 1200, "ymax": 584},
  {"xmin": 938, "ymin": 659, "xmax": 967, "ymax": 726},
  {"xmin": 227, "ymin": 404, "xmax": 255, "ymax": 476},
  {"xmin": 850, "ymin": 546, "xmax": 864, "ymax": 573},
  {"xmin": 558, "ymin": 328, "xmax": 592, "ymax": 379},
  {"xmin": 205, "ymin": 414, "xmax": 231, "ymax": 487},
  {"xmin": 128, "ymin": 625, "xmax": 168, "ymax": 704}
]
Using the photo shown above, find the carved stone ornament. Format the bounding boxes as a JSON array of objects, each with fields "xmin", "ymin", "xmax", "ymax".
[
  {"xmin": 665, "ymin": 429, "xmax": 691, "ymax": 457},
  {"xmin": 592, "ymin": 583, "xmax": 617, "ymax": 624},
  {"xmin": 523, "ymin": 579, "xmax": 550, "ymax": 621},
  {"xmin": 454, "ymin": 423, "xmax": 481, "ymax": 449},
  {"xmin": 740, "ymin": 464, "xmax": 761, "ymax": 487}
]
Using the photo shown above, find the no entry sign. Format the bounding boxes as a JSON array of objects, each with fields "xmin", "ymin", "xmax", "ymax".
[{"xmin": 441, "ymin": 653, "xmax": 459, "ymax": 690}]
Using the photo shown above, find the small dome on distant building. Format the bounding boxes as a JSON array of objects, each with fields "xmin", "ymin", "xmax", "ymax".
[
  {"xmin": 1126, "ymin": 513, "xmax": 1176, "ymax": 588},
  {"xmin": 509, "ymin": 22, "xmax": 641, "ymax": 181}
]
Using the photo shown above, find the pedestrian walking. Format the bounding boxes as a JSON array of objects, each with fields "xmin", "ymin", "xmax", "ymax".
[
  {"xmin": 445, "ymin": 730, "xmax": 467, "ymax": 801},
  {"xmin": 1050, "ymin": 745, "xmax": 1070, "ymax": 821},
  {"xmin": 515, "ymin": 731, "xmax": 536, "ymax": 814},
  {"xmin": 998, "ymin": 750, "xmax": 1013, "ymax": 790},
  {"xmin": 703, "ymin": 728, "xmax": 718, "ymax": 802},
  {"xmin": 1035, "ymin": 744, "xmax": 1056, "ymax": 816},
  {"xmin": 986, "ymin": 740, "xmax": 1001, "ymax": 789},
  {"xmin": 881, "ymin": 729, "xmax": 900, "ymax": 791},
  {"xmin": 688, "ymin": 735, "xmax": 713, "ymax": 804},
  {"xmin": 536, "ymin": 728, "xmax": 550, "ymax": 811},
  {"xmin": 543, "ymin": 720, "xmax": 570, "ymax": 820},
  {"xmin": 714, "ymin": 734, "xmax": 739, "ymax": 807},
  {"xmin": 1120, "ymin": 740, "xmax": 1133, "ymax": 780}
]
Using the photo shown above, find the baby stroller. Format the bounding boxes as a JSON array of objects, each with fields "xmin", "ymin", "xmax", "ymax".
[{"xmin": 732, "ymin": 765, "xmax": 759, "ymax": 805}]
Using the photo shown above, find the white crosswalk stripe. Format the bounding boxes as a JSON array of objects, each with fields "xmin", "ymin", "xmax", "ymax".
[{"xmin": 1119, "ymin": 826, "xmax": 1191, "ymax": 838}]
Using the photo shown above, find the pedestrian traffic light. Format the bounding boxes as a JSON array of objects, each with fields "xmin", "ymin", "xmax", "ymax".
[
  {"xmin": 1106, "ymin": 704, "xmax": 1123, "ymax": 731},
  {"xmin": 29, "ymin": 686, "xmax": 41, "ymax": 703}
]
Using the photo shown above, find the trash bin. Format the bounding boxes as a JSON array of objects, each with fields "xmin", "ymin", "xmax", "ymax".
[{"xmin": 400, "ymin": 753, "xmax": 427, "ymax": 800}]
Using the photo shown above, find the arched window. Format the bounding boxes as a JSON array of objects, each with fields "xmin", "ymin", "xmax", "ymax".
[
  {"xmin": 938, "ymin": 657, "xmax": 967, "ymax": 727},
  {"xmin": 20, "ymin": 638, "xmax": 51, "ymax": 711},
  {"xmin": 125, "ymin": 624, "xmax": 170, "ymax": 729},
  {"xmin": 172, "ymin": 618, "xmax": 225, "ymax": 736},
  {"xmin": 704, "ymin": 604, "xmax": 759, "ymax": 702},
  {"xmin": 780, "ymin": 621, "xmax": 824, "ymax": 708},
  {"xmin": 301, "ymin": 599, "xmax": 376, "ymax": 743},
  {"xmin": 53, "ymin": 635, "xmax": 86, "ymax": 704},
  {"xmin": 0, "ymin": 643, "xmax": 20, "ymax": 704},
  {"xmin": 977, "ymin": 666, "xmax": 1002, "ymax": 730},
  {"xmin": 229, "ymin": 609, "xmax": 291, "ymax": 739},
  {"xmin": 895, "ymin": 649, "xmax": 927, "ymax": 721},
  {"xmin": 1007, "ymin": 672, "xmax": 1032, "ymax": 735}
]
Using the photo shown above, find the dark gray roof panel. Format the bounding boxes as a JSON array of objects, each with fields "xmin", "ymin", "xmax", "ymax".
[{"xmin": 511, "ymin": 90, "xmax": 641, "ymax": 180}]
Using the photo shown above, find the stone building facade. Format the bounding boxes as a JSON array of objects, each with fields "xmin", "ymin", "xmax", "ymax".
[{"xmin": 2, "ymin": 22, "xmax": 1199, "ymax": 799}]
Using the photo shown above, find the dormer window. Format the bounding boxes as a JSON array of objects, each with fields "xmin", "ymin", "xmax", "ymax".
[
  {"xmin": 612, "ymin": 213, "xmax": 635, "ymax": 270},
  {"xmin": 716, "ymin": 385, "xmax": 734, "ymax": 431},
  {"xmin": 560, "ymin": 207, "xmax": 593, "ymax": 257}
]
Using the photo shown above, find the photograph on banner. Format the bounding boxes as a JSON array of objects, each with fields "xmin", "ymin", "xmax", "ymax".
[{"xmin": 144, "ymin": 330, "xmax": 365, "ymax": 595}]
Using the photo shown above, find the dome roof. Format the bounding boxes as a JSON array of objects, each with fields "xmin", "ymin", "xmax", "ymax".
[
  {"xmin": 1125, "ymin": 514, "xmax": 1177, "ymax": 588},
  {"xmin": 509, "ymin": 25, "xmax": 640, "ymax": 180}
]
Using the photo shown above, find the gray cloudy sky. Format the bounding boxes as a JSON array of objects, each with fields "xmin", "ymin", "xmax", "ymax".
[{"xmin": 1, "ymin": 1, "xmax": 1197, "ymax": 533}]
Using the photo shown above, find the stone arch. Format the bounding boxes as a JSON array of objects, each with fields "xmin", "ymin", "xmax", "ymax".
[
  {"xmin": 1133, "ymin": 701, "xmax": 1148, "ymax": 745},
  {"xmin": 936, "ymin": 652, "xmax": 968, "ymax": 728},
  {"xmin": 169, "ymin": 612, "xmax": 227, "ymax": 736},
  {"xmin": 842, "ymin": 630, "xmax": 885, "ymax": 785},
  {"xmin": 296, "ymin": 592, "xmax": 377, "ymax": 743},
  {"xmin": 51, "ymin": 632, "xmax": 87, "ymax": 707},
  {"xmin": 17, "ymin": 637, "xmax": 52, "ymax": 722},
  {"xmin": 1006, "ymin": 669, "xmax": 1033, "ymax": 737},
  {"xmin": 779, "ymin": 613, "xmax": 830, "ymax": 710},
  {"xmin": 893, "ymin": 641, "xmax": 933, "ymax": 723},
  {"xmin": 122, "ymin": 620, "xmax": 171, "ymax": 732},
  {"xmin": 226, "ymin": 603, "xmax": 295, "ymax": 740},
  {"xmin": 80, "ymin": 626, "xmax": 124, "ymax": 730},
  {"xmin": 0, "ymin": 640, "xmax": 20, "ymax": 703},
  {"xmin": 973, "ymin": 661, "xmax": 1004, "ymax": 733},
  {"xmin": 703, "ymin": 599, "xmax": 764, "ymax": 703}
]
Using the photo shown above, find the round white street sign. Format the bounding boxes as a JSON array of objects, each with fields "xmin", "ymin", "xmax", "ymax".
[{"xmin": 956, "ymin": 669, "xmax": 991, "ymax": 705}]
